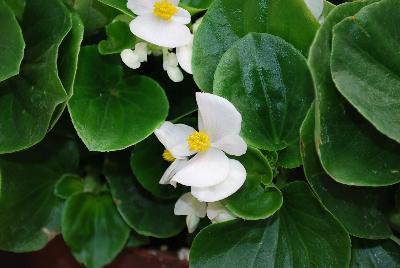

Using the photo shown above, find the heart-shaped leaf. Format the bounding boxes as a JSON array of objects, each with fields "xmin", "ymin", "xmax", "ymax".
[
  {"xmin": 68, "ymin": 46, "xmax": 169, "ymax": 152},
  {"xmin": 350, "ymin": 238, "xmax": 400, "ymax": 267},
  {"xmin": 62, "ymin": 192, "xmax": 130, "ymax": 268},
  {"xmin": 98, "ymin": 19, "xmax": 136, "ymax": 55},
  {"xmin": 277, "ymin": 139, "xmax": 302, "ymax": 169},
  {"xmin": 301, "ymin": 104, "xmax": 393, "ymax": 239},
  {"xmin": 0, "ymin": 0, "xmax": 24, "ymax": 82},
  {"xmin": 214, "ymin": 33, "xmax": 314, "ymax": 151},
  {"xmin": 192, "ymin": 0, "xmax": 319, "ymax": 92},
  {"xmin": 190, "ymin": 181, "xmax": 350, "ymax": 268},
  {"xmin": 331, "ymin": 0, "xmax": 400, "ymax": 143},
  {"xmin": 308, "ymin": 0, "xmax": 400, "ymax": 186}
]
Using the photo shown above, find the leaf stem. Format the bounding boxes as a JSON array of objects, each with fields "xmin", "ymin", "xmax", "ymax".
[{"xmin": 390, "ymin": 235, "xmax": 400, "ymax": 246}]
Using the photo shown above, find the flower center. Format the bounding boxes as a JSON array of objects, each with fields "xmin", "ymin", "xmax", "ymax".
[
  {"xmin": 188, "ymin": 131, "xmax": 210, "ymax": 153},
  {"xmin": 153, "ymin": 0, "xmax": 178, "ymax": 21},
  {"xmin": 162, "ymin": 149, "xmax": 176, "ymax": 162}
]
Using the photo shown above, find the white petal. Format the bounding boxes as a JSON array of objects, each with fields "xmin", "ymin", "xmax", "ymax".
[
  {"xmin": 196, "ymin": 92, "xmax": 242, "ymax": 145},
  {"xmin": 134, "ymin": 42, "xmax": 148, "ymax": 62},
  {"xmin": 127, "ymin": 0, "xmax": 155, "ymax": 15},
  {"xmin": 207, "ymin": 202, "xmax": 236, "ymax": 223},
  {"xmin": 174, "ymin": 192, "xmax": 207, "ymax": 217},
  {"xmin": 186, "ymin": 214, "xmax": 200, "ymax": 233},
  {"xmin": 304, "ymin": 0, "xmax": 324, "ymax": 20},
  {"xmin": 154, "ymin": 122, "xmax": 195, "ymax": 158},
  {"xmin": 120, "ymin": 49, "xmax": 141, "ymax": 69},
  {"xmin": 176, "ymin": 36, "xmax": 193, "ymax": 74},
  {"xmin": 159, "ymin": 159, "xmax": 188, "ymax": 186},
  {"xmin": 130, "ymin": 15, "xmax": 192, "ymax": 48},
  {"xmin": 191, "ymin": 159, "xmax": 246, "ymax": 202},
  {"xmin": 172, "ymin": 148, "xmax": 230, "ymax": 187},
  {"xmin": 163, "ymin": 50, "xmax": 179, "ymax": 69},
  {"xmin": 171, "ymin": 7, "xmax": 191, "ymax": 24},
  {"xmin": 212, "ymin": 134, "xmax": 247, "ymax": 156},
  {"xmin": 166, "ymin": 66, "xmax": 184, "ymax": 82}
]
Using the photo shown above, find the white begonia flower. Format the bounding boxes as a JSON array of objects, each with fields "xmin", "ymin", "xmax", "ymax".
[
  {"xmin": 155, "ymin": 93, "xmax": 247, "ymax": 202},
  {"xmin": 163, "ymin": 49, "xmax": 184, "ymax": 82},
  {"xmin": 174, "ymin": 192, "xmax": 207, "ymax": 233},
  {"xmin": 120, "ymin": 42, "xmax": 149, "ymax": 69},
  {"xmin": 207, "ymin": 202, "xmax": 236, "ymax": 223},
  {"xmin": 127, "ymin": 0, "xmax": 192, "ymax": 48},
  {"xmin": 304, "ymin": 0, "xmax": 324, "ymax": 23}
]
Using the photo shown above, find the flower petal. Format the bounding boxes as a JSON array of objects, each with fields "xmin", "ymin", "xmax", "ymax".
[
  {"xmin": 166, "ymin": 66, "xmax": 184, "ymax": 82},
  {"xmin": 171, "ymin": 7, "xmax": 191, "ymax": 24},
  {"xmin": 154, "ymin": 121, "xmax": 195, "ymax": 158},
  {"xmin": 207, "ymin": 202, "xmax": 236, "ymax": 223},
  {"xmin": 176, "ymin": 36, "xmax": 193, "ymax": 74},
  {"xmin": 159, "ymin": 159, "xmax": 188, "ymax": 186},
  {"xmin": 304, "ymin": 0, "xmax": 324, "ymax": 20},
  {"xmin": 127, "ymin": 0, "xmax": 155, "ymax": 15},
  {"xmin": 212, "ymin": 134, "xmax": 247, "ymax": 156},
  {"xmin": 186, "ymin": 214, "xmax": 200, "ymax": 233},
  {"xmin": 174, "ymin": 192, "xmax": 207, "ymax": 217},
  {"xmin": 172, "ymin": 148, "xmax": 230, "ymax": 187},
  {"xmin": 120, "ymin": 49, "xmax": 141, "ymax": 69},
  {"xmin": 196, "ymin": 92, "xmax": 242, "ymax": 144},
  {"xmin": 191, "ymin": 159, "xmax": 246, "ymax": 202},
  {"xmin": 129, "ymin": 15, "xmax": 192, "ymax": 48}
]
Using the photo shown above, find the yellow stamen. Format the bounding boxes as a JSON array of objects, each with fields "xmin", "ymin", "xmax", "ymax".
[
  {"xmin": 162, "ymin": 149, "xmax": 176, "ymax": 162},
  {"xmin": 153, "ymin": 0, "xmax": 178, "ymax": 21},
  {"xmin": 188, "ymin": 131, "xmax": 210, "ymax": 153}
]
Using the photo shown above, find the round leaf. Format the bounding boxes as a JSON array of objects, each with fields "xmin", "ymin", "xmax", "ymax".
[
  {"xmin": 331, "ymin": 0, "xmax": 400, "ymax": 143},
  {"xmin": 192, "ymin": 0, "xmax": 319, "ymax": 91},
  {"xmin": 54, "ymin": 174, "xmax": 84, "ymax": 199},
  {"xmin": 214, "ymin": 33, "xmax": 314, "ymax": 151},
  {"xmin": 69, "ymin": 46, "xmax": 169, "ymax": 152},
  {"xmin": 190, "ymin": 182, "xmax": 351, "ymax": 268},
  {"xmin": 62, "ymin": 192, "xmax": 130, "ymax": 268},
  {"xmin": 98, "ymin": 20, "xmax": 136, "ymax": 55}
]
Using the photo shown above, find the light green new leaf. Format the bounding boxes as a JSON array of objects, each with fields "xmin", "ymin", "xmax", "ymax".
[
  {"xmin": 192, "ymin": 0, "xmax": 319, "ymax": 92},
  {"xmin": 98, "ymin": 20, "xmax": 136, "ymax": 55},
  {"xmin": 69, "ymin": 46, "xmax": 169, "ymax": 152},
  {"xmin": 0, "ymin": 138, "xmax": 79, "ymax": 252},
  {"xmin": 54, "ymin": 174, "xmax": 84, "ymax": 199},
  {"xmin": 331, "ymin": 0, "xmax": 400, "ymax": 143},
  {"xmin": 0, "ymin": 0, "xmax": 24, "ymax": 82},
  {"xmin": 214, "ymin": 33, "xmax": 314, "ymax": 151},
  {"xmin": 62, "ymin": 192, "xmax": 130, "ymax": 268},
  {"xmin": 309, "ymin": 0, "xmax": 400, "ymax": 186},
  {"xmin": 350, "ymin": 238, "xmax": 400, "ymax": 267},
  {"xmin": 190, "ymin": 182, "xmax": 351, "ymax": 268}
]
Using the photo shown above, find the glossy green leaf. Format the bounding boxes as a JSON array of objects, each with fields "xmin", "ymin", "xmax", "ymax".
[
  {"xmin": 350, "ymin": 238, "xmax": 400, "ymax": 267},
  {"xmin": 214, "ymin": 33, "xmax": 314, "ymax": 151},
  {"xmin": 0, "ymin": 0, "xmax": 71, "ymax": 153},
  {"xmin": 309, "ymin": 0, "xmax": 400, "ymax": 186},
  {"xmin": 192, "ymin": 0, "xmax": 319, "ymax": 92},
  {"xmin": 69, "ymin": 46, "xmax": 169, "ymax": 152},
  {"xmin": 125, "ymin": 231, "xmax": 150, "ymax": 248},
  {"xmin": 62, "ymin": 192, "xmax": 130, "ymax": 268},
  {"xmin": 98, "ymin": 20, "xmax": 136, "ymax": 55},
  {"xmin": 0, "ymin": 138, "xmax": 79, "ymax": 252},
  {"xmin": 301, "ymin": 104, "xmax": 393, "ymax": 239},
  {"xmin": 179, "ymin": 0, "xmax": 214, "ymax": 15},
  {"xmin": 0, "ymin": 0, "xmax": 24, "ymax": 82},
  {"xmin": 130, "ymin": 135, "xmax": 185, "ymax": 199},
  {"xmin": 277, "ymin": 139, "xmax": 302, "ymax": 169},
  {"xmin": 322, "ymin": 0, "xmax": 335, "ymax": 19},
  {"xmin": 190, "ymin": 182, "xmax": 351, "ymax": 268},
  {"xmin": 55, "ymin": 174, "xmax": 84, "ymax": 199},
  {"xmin": 97, "ymin": 0, "xmax": 134, "ymax": 17},
  {"xmin": 331, "ymin": 0, "xmax": 400, "ymax": 143},
  {"xmin": 105, "ymin": 154, "xmax": 186, "ymax": 238}
]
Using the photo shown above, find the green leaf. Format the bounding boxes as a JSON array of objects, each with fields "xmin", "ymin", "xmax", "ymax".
[
  {"xmin": 0, "ymin": 138, "xmax": 79, "ymax": 252},
  {"xmin": 0, "ymin": 0, "xmax": 24, "ymax": 82},
  {"xmin": 192, "ymin": 0, "xmax": 319, "ymax": 92},
  {"xmin": 62, "ymin": 192, "xmax": 130, "ymax": 268},
  {"xmin": 331, "ymin": 0, "xmax": 400, "ymax": 143},
  {"xmin": 301, "ymin": 103, "xmax": 393, "ymax": 239},
  {"xmin": 4, "ymin": 0, "xmax": 25, "ymax": 20},
  {"xmin": 214, "ymin": 33, "xmax": 314, "ymax": 151},
  {"xmin": 277, "ymin": 139, "xmax": 302, "ymax": 169},
  {"xmin": 350, "ymin": 238, "xmax": 400, "ymax": 267},
  {"xmin": 125, "ymin": 231, "xmax": 150, "ymax": 248},
  {"xmin": 309, "ymin": 0, "xmax": 400, "ymax": 186},
  {"xmin": 179, "ymin": 0, "xmax": 214, "ymax": 15},
  {"xmin": 105, "ymin": 154, "xmax": 186, "ymax": 238},
  {"xmin": 97, "ymin": 0, "xmax": 134, "ymax": 17},
  {"xmin": 190, "ymin": 181, "xmax": 351, "ymax": 268},
  {"xmin": 322, "ymin": 0, "xmax": 336, "ymax": 19},
  {"xmin": 0, "ymin": 0, "xmax": 71, "ymax": 153},
  {"xmin": 55, "ymin": 174, "xmax": 84, "ymax": 199},
  {"xmin": 130, "ymin": 135, "xmax": 186, "ymax": 199},
  {"xmin": 68, "ymin": 46, "xmax": 169, "ymax": 152},
  {"xmin": 98, "ymin": 20, "xmax": 136, "ymax": 55}
]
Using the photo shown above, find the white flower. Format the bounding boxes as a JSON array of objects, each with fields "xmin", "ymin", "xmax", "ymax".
[
  {"xmin": 174, "ymin": 192, "xmax": 207, "ymax": 233},
  {"xmin": 207, "ymin": 202, "xmax": 236, "ymax": 223},
  {"xmin": 120, "ymin": 42, "xmax": 149, "ymax": 69},
  {"xmin": 304, "ymin": 0, "xmax": 324, "ymax": 23},
  {"xmin": 127, "ymin": 0, "xmax": 192, "ymax": 48},
  {"xmin": 155, "ymin": 93, "xmax": 247, "ymax": 202},
  {"xmin": 163, "ymin": 49, "xmax": 184, "ymax": 82}
]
